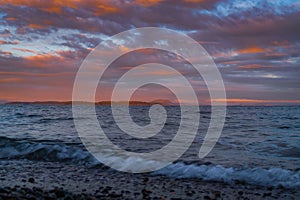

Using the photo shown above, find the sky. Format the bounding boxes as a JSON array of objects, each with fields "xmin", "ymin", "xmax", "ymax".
[{"xmin": 0, "ymin": 0, "xmax": 299, "ymax": 105}]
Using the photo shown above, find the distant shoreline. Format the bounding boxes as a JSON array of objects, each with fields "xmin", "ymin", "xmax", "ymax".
[
  {"xmin": 5, "ymin": 100, "xmax": 179, "ymax": 106},
  {"xmin": 4, "ymin": 101, "xmax": 300, "ymax": 106}
]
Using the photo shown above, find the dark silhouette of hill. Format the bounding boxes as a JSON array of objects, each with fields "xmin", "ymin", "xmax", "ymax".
[{"xmin": 6, "ymin": 100, "xmax": 178, "ymax": 106}]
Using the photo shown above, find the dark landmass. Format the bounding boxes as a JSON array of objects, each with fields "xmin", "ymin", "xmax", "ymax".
[
  {"xmin": 5, "ymin": 101, "xmax": 300, "ymax": 107},
  {"xmin": 5, "ymin": 100, "xmax": 178, "ymax": 106}
]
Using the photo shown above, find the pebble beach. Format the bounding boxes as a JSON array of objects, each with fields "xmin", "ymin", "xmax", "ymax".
[{"xmin": 1, "ymin": 160, "xmax": 298, "ymax": 200}]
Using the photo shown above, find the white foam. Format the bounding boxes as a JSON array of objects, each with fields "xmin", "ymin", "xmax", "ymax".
[
  {"xmin": 1, "ymin": 138, "xmax": 299, "ymax": 188},
  {"xmin": 154, "ymin": 162, "xmax": 300, "ymax": 188}
]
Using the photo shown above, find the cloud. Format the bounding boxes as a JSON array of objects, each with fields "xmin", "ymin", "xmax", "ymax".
[
  {"xmin": 0, "ymin": 40, "xmax": 19, "ymax": 45},
  {"xmin": 0, "ymin": 0, "xmax": 120, "ymax": 15},
  {"xmin": 0, "ymin": 50, "xmax": 12, "ymax": 56},
  {"xmin": 0, "ymin": 0, "xmax": 299, "ymax": 102},
  {"xmin": 12, "ymin": 48, "xmax": 37, "ymax": 53},
  {"xmin": 236, "ymin": 47, "xmax": 265, "ymax": 54},
  {"xmin": 238, "ymin": 64, "xmax": 266, "ymax": 69}
]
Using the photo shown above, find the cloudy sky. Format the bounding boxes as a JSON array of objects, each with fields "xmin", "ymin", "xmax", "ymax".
[{"xmin": 0, "ymin": 0, "xmax": 299, "ymax": 104}]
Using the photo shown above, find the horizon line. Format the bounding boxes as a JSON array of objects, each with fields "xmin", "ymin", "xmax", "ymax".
[{"xmin": 3, "ymin": 100, "xmax": 300, "ymax": 106}]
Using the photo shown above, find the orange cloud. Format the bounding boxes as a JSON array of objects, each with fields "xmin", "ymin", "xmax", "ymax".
[
  {"xmin": 6, "ymin": 17, "xmax": 17, "ymax": 20},
  {"xmin": 24, "ymin": 53, "xmax": 64, "ymax": 68},
  {"xmin": 28, "ymin": 24, "xmax": 44, "ymax": 29},
  {"xmin": 236, "ymin": 45, "xmax": 288, "ymax": 57},
  {"xmin": 26, "ymin": 54, "xmax": 58, "ymax": 61},
  {"xmin": 0, "ymin": 71, "xmax": 73, "ymax": 77},
  {"xmin": 237, "ymin": 46, "xmax": 265, "ymax": 54},
  {"xmin": 0, "ymin": 0, "xmax": 62, "ymax": 14},
  {"xmin": 93, "ymin": 2, "xmax": 119, "ymax": 15},
  {"xmin": 134, "ymin": 0, "xmax": 164, "ymax": 6},
  {"xmin": 0, "ymin": 0, "xmax": 119, "ymax": 15},
  {"xmin": 120, "ymin": 66, "xmax": 134, "ymax": 70},
  {"xmin": 0, "ymin": 50, "xmax": 12, "ymax": 56},
  {"xmin": 0, "ymin": 40, "xmax": 19, "ymax": 45}
]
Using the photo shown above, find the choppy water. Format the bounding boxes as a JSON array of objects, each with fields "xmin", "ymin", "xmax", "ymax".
[{"xmin": 0, "ymin": 104, "xmax": 299, "ymax": 188}]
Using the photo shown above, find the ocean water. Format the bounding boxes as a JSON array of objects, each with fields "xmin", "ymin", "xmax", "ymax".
[{"xmin": 0, "ymin": 104, "xmax": 299, "ymax": 188}]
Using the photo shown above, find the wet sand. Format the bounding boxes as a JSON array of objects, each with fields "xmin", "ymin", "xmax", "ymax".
[{"xmin": 0, "ymin": 160, "xmax": 298, "ymax": 199}]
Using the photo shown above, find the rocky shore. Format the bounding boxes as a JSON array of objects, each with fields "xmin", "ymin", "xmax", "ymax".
[{"xmin": 0, "ymin": 160, "xmax": 298, "ymax": 199}]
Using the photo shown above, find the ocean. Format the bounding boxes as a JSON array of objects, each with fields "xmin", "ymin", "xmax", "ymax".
[{"xmin": 0, "ymin": 104, "xmax": 299, "ymax": 189}]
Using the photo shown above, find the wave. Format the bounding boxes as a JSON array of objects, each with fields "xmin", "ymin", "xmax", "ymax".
[
  {"xmin": 0, "ymin": 137, "xmax": 98, "ymax": 166},
  {"xmin": 38, "ymin": 117, "xmax": 74, "ymax": 122},
  {"xmin": 155, "ymin": 162, "xmax": 300, "ymax": 189},
  {"xmin": 0, "ymin": 136, "xmax": 299, "ymax": 188}
]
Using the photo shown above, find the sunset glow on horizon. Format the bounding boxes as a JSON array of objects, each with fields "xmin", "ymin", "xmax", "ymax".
[{"xmin": 0, "ymin": 0, "xmax": 299, "ymax": 105}]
